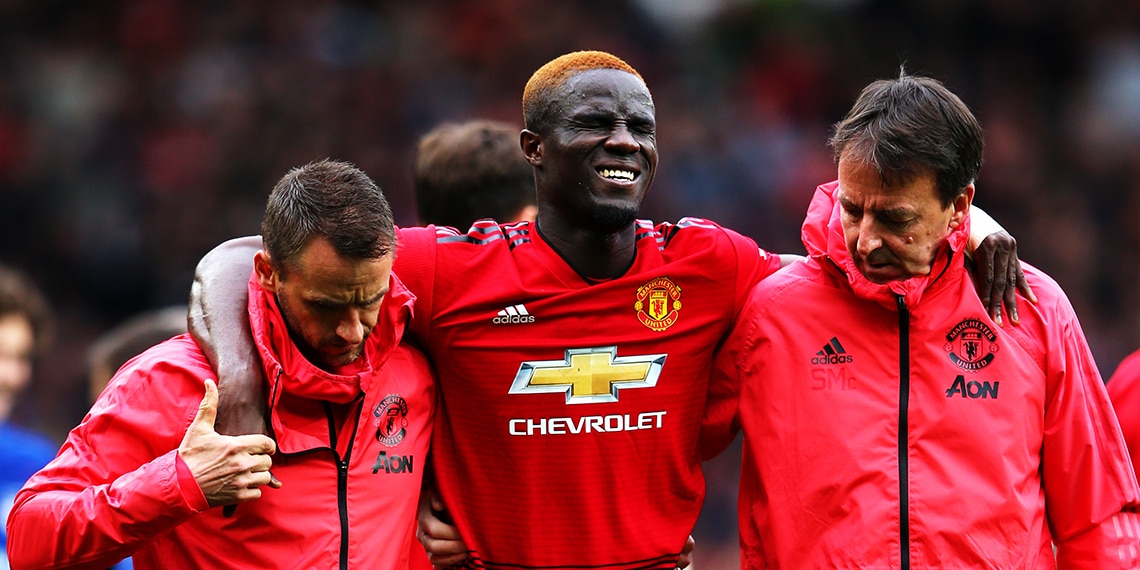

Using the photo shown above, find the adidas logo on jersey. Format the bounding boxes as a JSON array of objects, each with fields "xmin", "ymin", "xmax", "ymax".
[
  {"xmin": 811, "ymin": 336, "xmax": 853, "ymax": 365},
  {"xmin": 493, "ymin": 304, "xmax": 535, "ymax": 324}
]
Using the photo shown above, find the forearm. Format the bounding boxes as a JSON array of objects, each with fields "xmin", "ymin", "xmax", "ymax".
[
  {"xmin": 1053, "ymin": 510, "xmax": 1140, "ymax": 568},
  {"xmin": 188, "ymin": 235, "xmax": 266, "ymax": 435},
  {"xmin": 7, "ymin": 450, "xmax": 202, "ymax": 568},
  {"xmin": 188, "ymin": 235, "xmax": 261, "ymax": 369}
]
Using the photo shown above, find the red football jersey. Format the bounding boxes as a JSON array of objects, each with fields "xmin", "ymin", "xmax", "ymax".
[{"xmin": 394, "ymin": 218, "xmax": 780, "ymax": 569}]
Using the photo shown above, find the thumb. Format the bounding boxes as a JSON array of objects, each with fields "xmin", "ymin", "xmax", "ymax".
[
  {"xmin": 429, "ymin": 487, "xmax": 445, "ymax": 512},
  {"xmin": 191, "ymin": 379, "xmax": 220, "ymax": 434}
]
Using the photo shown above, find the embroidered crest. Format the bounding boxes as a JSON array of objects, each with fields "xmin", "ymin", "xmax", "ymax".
[
  {"xmin": 635, "ymin": 277, "xmax": 681, "ymax": 332},
  {"xmin": 944, "ymin": 318, "xmax": 999, "ymax": 372},
  {"xmin": 373, "ymin": 394, "xmax": 409, "ymax": 447}
]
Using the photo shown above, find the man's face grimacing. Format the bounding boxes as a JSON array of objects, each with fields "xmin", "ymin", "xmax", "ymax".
[
  {"xmin": 837, "ymin": 155, "xmax": 973, "ymax": 284},
  {"xmin": 254, "ymin": 237, "xmax": 392, "ymax": 372},
  {"xmin": 538, "ymin": 68, "xmax": 658, "ymax": 231}
]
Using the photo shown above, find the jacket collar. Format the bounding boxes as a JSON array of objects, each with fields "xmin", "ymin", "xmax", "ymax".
[
  {"xmin": 246, "ymin": 269, "xmax": 415, "ymax": 407},
  {"xmin": 802, "ymin": 180, "xmax": 970, "ymax": 309}
]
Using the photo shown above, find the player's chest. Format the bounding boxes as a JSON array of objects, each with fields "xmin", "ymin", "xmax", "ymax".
[{"xmin": 430, "ymin": 271, "xmax": 737, "ymax": 349}]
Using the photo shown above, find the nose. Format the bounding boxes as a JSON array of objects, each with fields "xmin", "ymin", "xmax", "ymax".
[
  {"xmin": 856, "ymin": 219, "xmax": 882, "ymax": 258},
  {"xmin": 336, "ymin": 307, "xmax": 377, "ymax": 345},
  {"xmin": 604, "ymin": 123, "xmax": 639, "ymax": 154},
  {"xmin": 336, "ymin": 310, "xmax": 365, "ymax": 345}
]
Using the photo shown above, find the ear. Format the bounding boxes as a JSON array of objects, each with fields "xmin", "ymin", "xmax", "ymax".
[
  {"xmin": 521, "ymin": 129, "xmax": 542, "ymax": 167},
  {"xmin": 949, "ymin": 183, "xmax": 974, "ymax": 229},
  {"xmin": 253, "ymin": 250, "xmax": 280, "ymax": 293}
]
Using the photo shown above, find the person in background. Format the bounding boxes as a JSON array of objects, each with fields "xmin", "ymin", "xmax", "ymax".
[
  {"xmin": 1107, "ymin": 349, "xmax": 1140, "ymax": 491},
  {"xmin": 409, "ymin": 118, "xmax": 540, "ymax": 569},
  {"xmin": 7, "ymin": 160, "xmax": 436, "ymax": 569},
  {"xmin": 190, "ymin": 52, "xmax": 1028, "ymax": 569},
  {"xmin": 708, "ymin": 72, "xmax": 1139, "ymax": 568},
  {"xmin": 70, "ymin": 309, "xmax": 185, "ymax": 570},
  {"xmin": 413, "ymin": 119, "xmax": 537, "ymax": 229},
  {"xmin": 0, "ymin": 264, "xmax": 56, "ymax": 570},
  {"xmin": 87, "ymin": 305, "xmax": 187, "ymax": 404}
]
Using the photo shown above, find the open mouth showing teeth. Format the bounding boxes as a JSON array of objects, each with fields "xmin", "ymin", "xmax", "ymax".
[{"xmin": 599, "ymin": 168, "xmax": 635, "ymax": 181}]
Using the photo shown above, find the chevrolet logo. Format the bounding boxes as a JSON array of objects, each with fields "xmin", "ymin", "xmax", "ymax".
[{"xmin": 508, "ymin": 347, "xmax": 666, "ymax": 404}]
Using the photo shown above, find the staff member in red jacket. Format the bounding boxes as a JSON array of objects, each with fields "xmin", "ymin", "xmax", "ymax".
[
  {"xmin": 708, "ymin": 73, "xmax": 1140, "ymax": 568},
  {"xmin": 6, "ymin": 159, "xmax": 435, "ymax": 569}
]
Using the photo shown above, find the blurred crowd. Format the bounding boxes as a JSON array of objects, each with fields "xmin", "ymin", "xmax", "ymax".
[{"xmin": 2, "ymin": 0, "xmax": 1139, "ymax": 564}]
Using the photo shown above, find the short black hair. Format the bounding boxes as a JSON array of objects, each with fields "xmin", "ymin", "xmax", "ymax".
[
  {"xmin": 829, "ymin": 72, "xmax": 984, "ymax": 207},
  {"xmin": 262, "ymin": 159, "xmax": 396, "ymax": 272}
]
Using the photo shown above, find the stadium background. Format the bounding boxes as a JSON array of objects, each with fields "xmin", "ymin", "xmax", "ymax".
[{"xmin": 2, "ymin": 0, "xmax": 1138, "ymax": 564}]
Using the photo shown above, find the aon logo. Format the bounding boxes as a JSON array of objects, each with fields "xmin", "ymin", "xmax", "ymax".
[{"xmin": 945, "ymin": 375, "xmax": 999, "ymax": 399}]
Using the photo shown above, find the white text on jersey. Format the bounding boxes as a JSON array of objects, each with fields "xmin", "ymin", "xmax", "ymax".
[
  {"xmin": 508, "ymin": 411, "xmax": 667, "ymax": 436},
  {"xmin": 493, "ymin": 304, "xmax": 535, "ymax": 324}
]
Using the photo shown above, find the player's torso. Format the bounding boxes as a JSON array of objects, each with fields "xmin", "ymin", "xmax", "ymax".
[{"xmin": 411, "ymin": 222, "xmax": 748, "ymax": 568}]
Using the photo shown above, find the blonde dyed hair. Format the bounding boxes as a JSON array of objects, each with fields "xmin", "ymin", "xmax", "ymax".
[{"xmin": 522, "ymin": 50, "xmax": 645, "ymax": 131}]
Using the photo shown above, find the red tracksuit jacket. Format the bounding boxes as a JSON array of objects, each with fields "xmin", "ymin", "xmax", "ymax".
[
  {"xmin": 7, "ymin": 273, "xmax": 435, "ymax": 569},
  {"xmin": 709, "ymin": 181, "xmax": 1140, "ymax": 568}
]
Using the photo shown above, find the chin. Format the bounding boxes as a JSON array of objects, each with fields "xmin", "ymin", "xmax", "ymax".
[
  {"xmin": 592, "ymin": 203, "xmax": 639, "ymax": 232},
  {"xmin": 324, "ymin": 348, "xmax": 363, "ymax": 368},
  {"xmin": 857, "ymin": 263, "xmax": 898, "ymax": 284}
]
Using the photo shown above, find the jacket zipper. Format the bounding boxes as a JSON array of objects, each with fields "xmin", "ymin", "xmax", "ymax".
[
  {"xmin": 324, "ymin": 401, "xmax": 362, "ymax": 570},
  {"xmin": 896, "ymin": 295, "xmax": 911, "ymax": 570}
]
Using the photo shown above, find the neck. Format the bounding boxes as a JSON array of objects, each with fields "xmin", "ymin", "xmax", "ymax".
[{"xmin": 536, "ymin": 217, "xmax": 637, "ymax": 280}]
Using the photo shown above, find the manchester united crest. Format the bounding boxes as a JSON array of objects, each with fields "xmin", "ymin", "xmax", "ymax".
[
  {"xmin": 373, "ymin": 394, "xmax": 409, "ymax": 447},
  {"xmin": 944, "ymin": 318, "xmax": 999, "ymax": 372},
  {"xmin": 635, "ymin": 277, "xmax": 681, "ymax": 332}
]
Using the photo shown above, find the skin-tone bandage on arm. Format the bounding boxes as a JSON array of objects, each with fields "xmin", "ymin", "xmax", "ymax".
[{"xmin": 967, "ymin": 205, "xmax": 1003, "ymax": 256}]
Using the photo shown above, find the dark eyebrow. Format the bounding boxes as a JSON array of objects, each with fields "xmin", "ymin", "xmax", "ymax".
[
  {"xmin": 882, "ymin": 207, "xmax": 915, "ymax": 219},
  {"xmin": 628, "ymin": 114, "xmax": 655, "ymax": 128},
  {"xmin": 361, "ymin": 289, "xmax": 388, "ymax": 306},
  {"xmin": 837, "ymin": 195, "xmax": 911, "ymax": 218},
  {"xmin": 309, "ymin": 288, "xmax": 388, "ymax": 308},
  {"xmin": 570, "ymin": 109, "xmax": 612, "ymax": 123}
]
